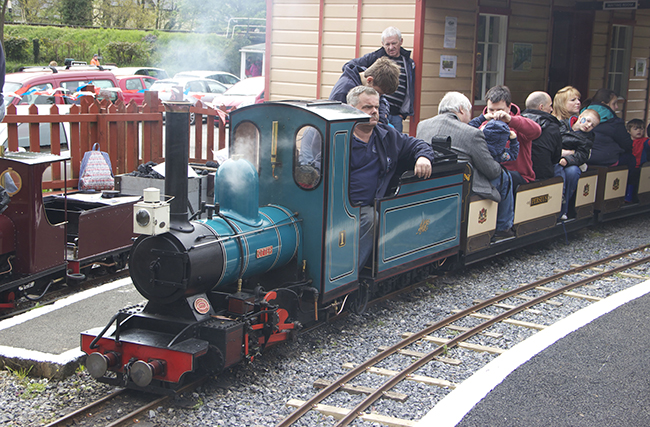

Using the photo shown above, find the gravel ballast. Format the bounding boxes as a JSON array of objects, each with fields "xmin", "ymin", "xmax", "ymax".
[{"xmin": 2, "ymin": 214, "xmax": 649, "ymax": 427}]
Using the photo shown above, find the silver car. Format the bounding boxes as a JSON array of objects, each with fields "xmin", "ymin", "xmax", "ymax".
[
  {"xmin": 173, "ymin": 71, "xmax": 240, "ymax": 88},
  {"xmin": 150, "ymin": 77, "xmax": 228, "ymax": 124}
]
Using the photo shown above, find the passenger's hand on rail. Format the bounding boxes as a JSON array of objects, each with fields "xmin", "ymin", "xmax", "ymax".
[{"xmin": 414, "ymin": 157, "xmax": 432, "ymax": 179}]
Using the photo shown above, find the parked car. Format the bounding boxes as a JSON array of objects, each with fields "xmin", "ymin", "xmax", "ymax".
[
  {"xmin": 174, "ymin": 71, "xmax": 240, "ymax": 88},
  {"xmin": 149, "ymin": 77, "xmax": 228, "ymax": 125},
  {"xmin": 115, "ymin": 75, "xmax": 158, "ymax": 105},
  {"xmin": 4, "ymin": 68, "xmax": 123, "ymax": 106},
  {"xmin": 214, "ymin": 76, "xmax": 265, "ymax": 115},
  {"xmin": 112, "ymin": 67, "xmax": 169, "ymax": 80}
]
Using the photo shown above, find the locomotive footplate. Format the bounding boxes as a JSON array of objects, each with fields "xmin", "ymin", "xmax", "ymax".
[{"xmin": 81, "ymin": 313, "xmax": 245, "ymax": 392}]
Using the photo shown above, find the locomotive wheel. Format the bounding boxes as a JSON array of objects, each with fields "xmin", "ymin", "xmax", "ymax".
[
  {"xmin": 349, "ymin": 282, "xmax": 370, "ymax": 315},
  {"xmin": 199, "ymin": 345, "xmax": 225, "ymax": 375}
]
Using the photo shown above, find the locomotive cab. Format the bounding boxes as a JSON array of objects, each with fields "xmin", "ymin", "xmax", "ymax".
[{"xmin": 229, "ymin": 101, "xmax": 465, "ymax": 306}]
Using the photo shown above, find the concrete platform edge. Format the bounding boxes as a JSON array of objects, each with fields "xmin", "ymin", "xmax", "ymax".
[
  {"xmin": 416, "ymin": 279, "xmax": 650, "ymax": 427},
  {"xmin": 0, "ymin": 277, "xmax": 133, "ymax": 379}
]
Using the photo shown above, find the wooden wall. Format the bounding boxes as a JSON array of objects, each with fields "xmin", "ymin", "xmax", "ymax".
[
  {"xmin": 504, "ymin": 0, "xmax": 552, "ymax": 108},
  {"xmin": 268, "ymin": 0, "xmax": 650, "ymax": 128},
  {"xmin": 627, "ymin": 9, "xmax": 650, "ymax": 125},
  {"xmin": 420, "ymin": 1, "xmax": 477, "ymax": 121}
]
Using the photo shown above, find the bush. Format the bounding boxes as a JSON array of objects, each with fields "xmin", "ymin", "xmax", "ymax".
[
  {"xmin": 104, "ymin": 41, "xmax": 150, "ymax": 65},
  {"xmin": 5, "ymin": 37, "xmax": 31, "ymax": 62}
]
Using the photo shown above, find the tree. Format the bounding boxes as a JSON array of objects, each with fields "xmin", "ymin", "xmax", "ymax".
[
  {"xmin": 176, "ymin": 0, "xmax": 264, "ymax": 34},
  {"xmin": 60, "ymin": 0, "xmax": 93, "ymax": 26},
  {"xmin": 0, "ymin": 0, "xmax": 9, "ymax": 44}
]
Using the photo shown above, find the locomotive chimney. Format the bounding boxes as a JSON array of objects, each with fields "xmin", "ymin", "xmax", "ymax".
[{"xmin": 164, "ymin": 102, "xmax": 194, "ymax": 233}]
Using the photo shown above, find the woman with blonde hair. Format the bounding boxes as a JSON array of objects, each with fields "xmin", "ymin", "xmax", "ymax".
[{"xmin": 553, "ymin": 86, "xmax": 582, "ymax": 120}]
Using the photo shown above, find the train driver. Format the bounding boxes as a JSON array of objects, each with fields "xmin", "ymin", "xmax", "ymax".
[{"xmin": 347, "ymin": 85, "xmax": 435, "ymax": 269}]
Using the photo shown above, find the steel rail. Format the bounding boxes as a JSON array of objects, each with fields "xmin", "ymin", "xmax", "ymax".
[
  {"xmin": 333, "ymin": 249, "xmax": 650, "ymax": 426},
  {"xmin": 43, "ymin": 388, "xmax": 126, "ymax": 427},
  {"xmin": 276, "ymin": 244, "xmax": 650, "ymax": 427}
]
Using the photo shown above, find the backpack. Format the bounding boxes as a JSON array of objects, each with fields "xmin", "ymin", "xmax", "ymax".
[{"xmin": 79, "ymin": 143, "xmax": 114, "ymax": 191}]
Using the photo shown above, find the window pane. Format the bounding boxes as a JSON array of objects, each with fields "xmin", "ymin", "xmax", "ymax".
[
  {"xmin": 232, "ymin": 122, "xmax": 260, "ymax": 169},
  {"xmin": 486, "ymin": 73, "xmax": 498, "ymax": 92},
  {"xmin": 477, "ymin": 16, "xmax": 486, "ymax": 42},
  {"xmin": 476, "ymin": 44, "xmax": 485, "ymax": 71},
  {"xmin": 488, "ymin": 16, "xmax": 499, "ymax": 43},
  {"xmin": 295, "ymin": 125, "xmax": 322, "ymax": 189},
  {"xmin": 487, "ymin": 44, "xmax": 498, "ymax": 71},
  {"xmin": 617, "ymin": 27, "xmax": 627, "ymax": 48},
  {"xmin": 615, "ymin": 50, "xmax": 624, "ymax": 73},
  {"xmin": 126, "ymin": 79, "xmax": 143, "ymax": 91}
]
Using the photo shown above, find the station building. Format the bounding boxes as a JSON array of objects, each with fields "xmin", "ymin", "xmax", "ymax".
[{"xmin": 263, "ymin": 0, "xmax": 650, "ymax": 134}]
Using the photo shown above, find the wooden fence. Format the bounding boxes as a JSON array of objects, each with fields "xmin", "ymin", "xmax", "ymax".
[{"xmin": 3, "ymin": 91, "xmax": 227, "ymax": 190}]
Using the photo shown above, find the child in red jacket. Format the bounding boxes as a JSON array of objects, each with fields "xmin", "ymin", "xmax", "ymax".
[
  {"xmin": 627, "ymin": 119, "xmax": 650, "ymax": 167},
  {"xmin": 625, "ymin": 119, "xmax": 650, "ymax": 202}
]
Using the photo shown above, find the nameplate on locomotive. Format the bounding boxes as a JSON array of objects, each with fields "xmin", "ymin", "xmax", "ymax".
[
  {"xmin": 530, "ymin": 194, "xmax": 549, "ymax": 206},
  {"xmin": 256, "ymin": 246, "xmax": 273, "ymax": 258}
]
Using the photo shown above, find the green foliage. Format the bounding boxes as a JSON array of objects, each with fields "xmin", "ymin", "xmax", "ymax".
[
  {"xmin": 59, "ymin": 0, "xmax": 93, "ymax": 26},
  {"xmin": 4, "ymin": 36, "xmax": 31, "ymax": 62},
  {"xmin": 24, "ymin": 381, "xmax": 46, "ymax": 397},
  {"xmin": 105, "ymin": 41, "xmax": 150, "ymax": 65},
  {"xmin": 6, "ymin": 365, "xmax": 33, "ymax": 380}
]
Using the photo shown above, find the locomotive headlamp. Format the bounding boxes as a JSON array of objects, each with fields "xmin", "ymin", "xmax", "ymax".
[
  {"xmin": 133, "ymin": 187, "xmax": 170, "ymax": 235},
  {"xmin": 136, "ymin": 209, "xmax": 151, "ymax": 227}
]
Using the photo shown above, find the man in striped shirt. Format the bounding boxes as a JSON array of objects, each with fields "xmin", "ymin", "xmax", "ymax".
[{"xmin": 348, "ymin": 27, "xmax": 415, "ymax": 133}]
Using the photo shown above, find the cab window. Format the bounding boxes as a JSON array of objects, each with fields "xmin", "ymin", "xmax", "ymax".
[
  {"xmin": 294, "ymin": 125, "xmax": 322, "ymax": 189},
  {"xmin": 232, "ymin": 121, "xmax": 260, "ymax": 169}
]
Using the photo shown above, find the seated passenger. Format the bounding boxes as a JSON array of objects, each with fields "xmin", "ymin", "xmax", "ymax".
[
  {"xmin": 557, "ymin": 109, "xmax": 599, "ymax": 218},
  {"xmin": 553, "ymin": 86, "xmax": 582, "ymax": 122},
  {"xmin": 522, "ymin": 91, "xmax": 562, "ymax": 181},
  {"xmin": 346, "ymin": 86, "xmax": 434, "ymax": 269},
  {"xmin": 330, "ymin": 56, "xmax": 400, "ymax": 125},
  {"xmin": 584, "ymin": 88, "xmax": 634, "ymax": 168},
  {"xmin": 627, "ymin": 119, "xmax": 650, "ymax": 168},
  {"xmin": 417, "ymin": 91, "xmax": 515, "ymax": 241},
  {"xmin": 469, "ymin": 85, "xmax": 541, "ymax": 191},
  {"xmin": 626, "ymin": 118, "xmax": 650, "ymax": 202}
]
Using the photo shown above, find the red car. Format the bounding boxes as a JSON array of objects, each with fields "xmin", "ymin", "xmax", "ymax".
[{"xmin": 116, "ymin": 75, "xmax": 158, "ymax": 105}]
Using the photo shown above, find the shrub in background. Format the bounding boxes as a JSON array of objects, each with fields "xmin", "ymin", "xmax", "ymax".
[{"xmin": 5, "ymin": 37, "xmax": 31, "ymax": 62}]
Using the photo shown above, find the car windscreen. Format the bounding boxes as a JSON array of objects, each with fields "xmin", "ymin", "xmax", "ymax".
[{"xmin": 4, "ymin": 82, "xmax": 24, "ymax": 104}]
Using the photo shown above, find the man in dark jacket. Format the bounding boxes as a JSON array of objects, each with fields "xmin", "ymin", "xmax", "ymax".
[
  {"xmin": 347, "ymin": 86, "xmax": 434, "ymax": 268},
  {"xmin": 329, "ymin": 56, "xmax": 400, "ymax": 125},
  {"xmin": 522, "ymin": 91, "xmax": 562, "ymax": 181},
  {"xmin": 347, "ymin": 27, "xmax": 415, "ymax": 132}
]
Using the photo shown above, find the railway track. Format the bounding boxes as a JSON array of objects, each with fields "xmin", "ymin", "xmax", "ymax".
[
  {"xmin": 44, "ymin": 378, "xmax": 205, "ymax": 427},
  {"xmin": 276, "ymin": 244, "xmax": 650, "ymax": 427}
]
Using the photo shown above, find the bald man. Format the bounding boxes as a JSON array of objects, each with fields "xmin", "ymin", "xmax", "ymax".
[{"xmin": 522, "ymin": 91, "xmax": 562, "ymax": 181}]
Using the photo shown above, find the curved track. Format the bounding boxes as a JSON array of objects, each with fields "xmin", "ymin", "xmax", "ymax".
[{"xmin": 277, "ymin": 245, "xmax": 650, "ymax": 427}]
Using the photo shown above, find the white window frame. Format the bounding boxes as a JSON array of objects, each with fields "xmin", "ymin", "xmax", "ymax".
[
  {"xmin": 607, "ymin": 24, "xmax": 632, "ymax": 97},
  {"xmin": 474, "ymin": 14, "xmax": 508, "ymax": 104}
]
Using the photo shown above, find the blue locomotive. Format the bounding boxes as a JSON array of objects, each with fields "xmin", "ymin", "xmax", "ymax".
[{"xmin": 81, "ymin": 100, "xmax": 650, "ymax": 393}]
